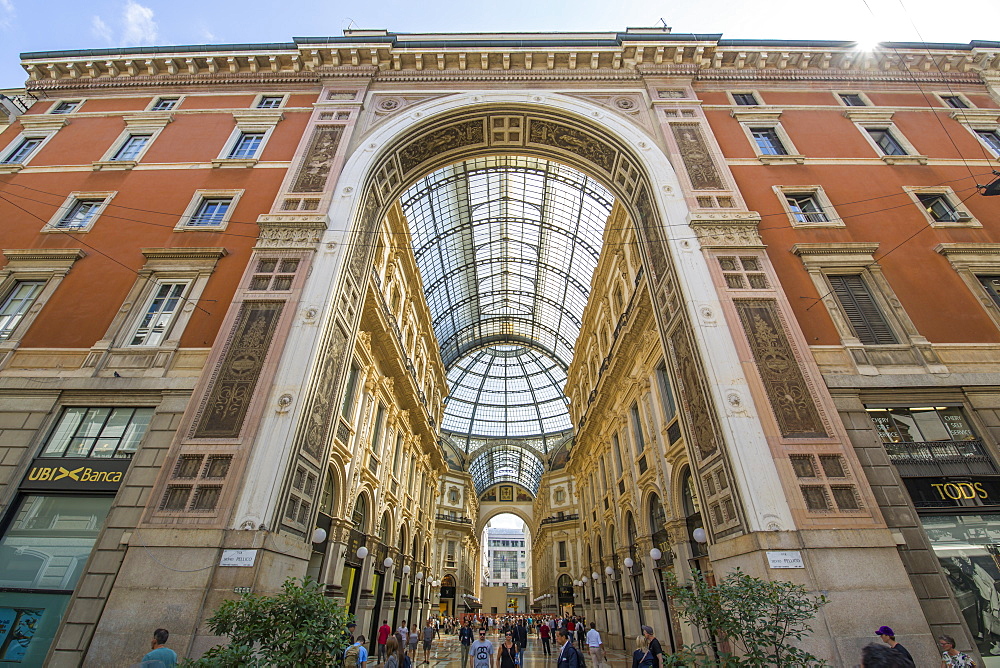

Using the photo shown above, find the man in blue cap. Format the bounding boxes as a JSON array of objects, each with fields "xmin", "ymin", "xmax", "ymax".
[{"xmin": 875, "ymin": 626, "xmax": 914, "ymax": 666}]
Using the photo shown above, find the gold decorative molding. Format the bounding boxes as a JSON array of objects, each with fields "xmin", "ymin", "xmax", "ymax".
[{"xmin": 689, "ymin": 218, "xmax": 764, "ymax": 249}]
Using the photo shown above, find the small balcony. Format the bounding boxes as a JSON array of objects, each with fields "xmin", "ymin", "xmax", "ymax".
[
  {"xmin": 540, "ymin": 513, "xmax": 579, "ymax": 525},
  {"xmin": 885, "ymin": 440, "xmax": 998, "ymax": 477},
  {"xmin": 436, "ymin": 513, "xmax": 472, "ymax": 525}
]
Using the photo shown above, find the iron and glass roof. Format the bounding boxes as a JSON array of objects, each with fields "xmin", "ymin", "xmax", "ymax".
[
  {"xmin": 468, "ymin": 445, "xmax": 546, "ymax": 496},
  {"xmin": 401, "ymin": 156, "xmax": 613, "ymax": 445}
]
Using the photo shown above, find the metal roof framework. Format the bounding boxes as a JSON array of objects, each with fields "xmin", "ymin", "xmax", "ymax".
[{"xmin": 401, "ymin": 156, "xmax": 613, "ymax": 491}]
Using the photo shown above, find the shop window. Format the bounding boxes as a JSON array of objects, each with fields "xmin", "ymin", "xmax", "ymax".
[{"xmin": 40, "ymin": 407, "xmax": 153, "ymax": 459}]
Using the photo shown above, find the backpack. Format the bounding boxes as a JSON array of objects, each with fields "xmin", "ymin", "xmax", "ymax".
[
  {"xmin": 345, "ymin": 643, "xmax": 362, "ymax": 667},
  {"xmin": 575, "ymin": 646, "xmax": 587, "ymax": 668}
]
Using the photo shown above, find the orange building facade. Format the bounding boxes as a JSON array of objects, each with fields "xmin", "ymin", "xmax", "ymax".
[{"xmin": 0, "ymin": 30, "xmax": 998, "ymax": 666}]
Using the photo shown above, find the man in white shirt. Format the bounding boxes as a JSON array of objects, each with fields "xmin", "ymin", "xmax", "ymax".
[
  {"xmin": 398, "ymin": 621, "xmax": 409, "ymax": 647},
  {"xmin": 585, "ymin": 622, "xmax": 604, "ymax": 666}
]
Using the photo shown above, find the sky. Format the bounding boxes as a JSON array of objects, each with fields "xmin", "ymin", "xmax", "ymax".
[{"xmin": 0, "ymin": 0, "xmax": 996, "ymax": 89}]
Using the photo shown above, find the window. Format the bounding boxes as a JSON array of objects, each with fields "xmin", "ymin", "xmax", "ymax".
[
  {"xmin": 630, "ymin": 401, "xmax": 645, "ymax": 454},
  {"xmin": 1, "ymin": 137, "xmax": 42, "ymax": 164},
  {"xmin": 111, "ymin": 134, "xmax": 151, "ymax": 161},
  {"xmin": 838, "ymin": 93, "xmax": 867, "ymax": 107},
  {"xmin": 917, "ymin": 193, "xmax": 963, "ymax": 223},
  {"xmin": 827, "ymin": 274, "xmax": 898, "ymax": 345},
  {"xmin": 41, "ymin": 406, "xmax": 154, "ymax": 458},
  {"xmin": 227, "ymin": 132, "xmax": 264, "ymax": 159},
  {"xmin": 0, "ymin": 281, "xmax": 44, "ymax": 340},
  {"xmin": 867, "ymin": 128, "xmax": 907, "ymax": 156},
  {"xmin": 940, "ymin": 95, "xmax": 969, "ymax": 109},
  {"xmin": 257, "ymin": 95, "xmax": 284, "ymax": 109},
  {"xmin": 341, "ymin": 362, "xmax": 360, "ymax": 420},
  {"xmin": 53, "ymin": 198, "xmax": 107, "ymax": 231},
  {"xmin": 905, "ymin": 187, "xmax": 977, "ymax": 227},
  {"xmin": 979, "ymin": 276, "xmax": 1000, "ymax": 309},
  {"xmin": 188, "ymin": 197, "xmax": 232, "ymax": 227},
  {"xmin": 750, "ymin": 127, "xmax": 788, "ymax": 155},
  {"xmin": 785, "ymin": 192, "xmax": 828, "ymax": 224},
  {"xmin": 732, "ymin": 92, "xmax": 759, "ymax": 106},
  {"xmin": 975, "ymin": 129, "xmax": 1000, "ymax": 156},
  {"xmin": 150, "ymin": 97, "xmax": 178, "ymax": 111},
  {"xmin": 50, "ymin": 100, "xmax": 80, "ymax": 114},
  {"xmin": 128, "ymin": 281, "xmax": 189, "ymax": 346}
]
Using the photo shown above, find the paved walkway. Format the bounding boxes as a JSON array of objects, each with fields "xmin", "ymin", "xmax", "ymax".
[{"xmin": 381, "ymin": 631, "xmax": 634, "ymax": 668}]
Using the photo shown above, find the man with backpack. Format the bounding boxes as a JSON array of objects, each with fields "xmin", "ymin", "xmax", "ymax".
[
  {"xmin": 555, "ymin": 629, "xmax": 583, "ymax": 668},
  {"xmin": 345, "ymin": 634, "xmax": 369, "ymax": 668}
]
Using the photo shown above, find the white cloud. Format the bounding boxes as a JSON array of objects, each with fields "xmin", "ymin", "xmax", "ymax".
[
  {"xmin": 121, "ymin": 0, "xmax": 158, "ymax": 45},
  {"xmin": 91, "ymin": 16, "xmax": 114, "ymax": 45},
  {"xmin": 0, "ymin": 0, "xmax": 14, "ymax": 29}
]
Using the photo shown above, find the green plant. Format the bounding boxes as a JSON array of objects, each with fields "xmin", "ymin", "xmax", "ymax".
[
  {"xmin": 185, "ymin": 576, "xmax": 354, "ymax": 667},
  {"xmin": 662, "ymin": 568, "xmax": 828, "ymax": 667}
]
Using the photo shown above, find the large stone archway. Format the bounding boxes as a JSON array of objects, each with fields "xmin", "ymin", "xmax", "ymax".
[
  {"xmin": 240, "ymin": 91, "xmax": 793, "ymax": 551},
  {"xmin": 476, "ymin": 502, "xmax": 534, "ymax": 540}
]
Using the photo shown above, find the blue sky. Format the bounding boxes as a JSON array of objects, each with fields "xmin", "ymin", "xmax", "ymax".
[{"xmin": 0, "ymin": 0, "xmax": 996, "ymax": 89}]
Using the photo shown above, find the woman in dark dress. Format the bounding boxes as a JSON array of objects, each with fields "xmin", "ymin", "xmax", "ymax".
[{"xmin": 497, "ymin": 631, "xmax": 519, "ymax": 668}]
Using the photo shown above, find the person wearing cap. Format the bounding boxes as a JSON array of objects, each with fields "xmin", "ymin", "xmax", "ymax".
[
  {"xmin": 641, "ymin": 626, "xmax": 663, "ymax": 668},
  {"xmin": 876, "ymin": 626, "xmax": 914, "ymax": 665}
]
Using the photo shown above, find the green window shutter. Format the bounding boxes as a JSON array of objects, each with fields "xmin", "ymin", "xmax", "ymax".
[{"xmin": 828, "ymin": 274, "xmax": 898, "ymax": 345}]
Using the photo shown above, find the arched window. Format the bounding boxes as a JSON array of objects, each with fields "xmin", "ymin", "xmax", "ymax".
[
  {"xmin": 321, "ymin": 468, "xmax": 337, "ymax": 515},
  {"xmin": 353, "ymin": 494, "xmax": 368, "ymax": 532},
  {"xmin": 649, "ymin": 493, "xmax": 669, "ymax": 556},
  {"xmin": 378, "ymin": 512, "xmax": 390, "ymax": 544}
]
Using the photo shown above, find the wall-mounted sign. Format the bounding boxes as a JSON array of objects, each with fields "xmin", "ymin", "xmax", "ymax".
[
  {"xmin": 557, "ymin": 586, "xmax": 574, "ymax": 603},
  {"xmin": 766, "ymin": 551, "xmax": 804, "ymax": 569},
  {"xmin": 233, "ymin": 587, "xmax": 253, "ymax": 594},
  {"xmin": 499, "ymin": 485, "xmax": 514, "ymax": 502},
  {"xmin": 20, "ymin": 457, "xmax": 130, "ymax": 492},
  {"xmin": 903, "ymin": 477, "xmax": 1000, "ymax": 509},
  {"xmin": 440, "ymin": 586, "xmax": 456, "ymax": 599},
  {"xmin": 220, "ymin": 550, "xmax": 258, "ymax": 567}
]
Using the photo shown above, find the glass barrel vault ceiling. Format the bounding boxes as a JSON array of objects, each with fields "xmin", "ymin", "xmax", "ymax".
[{"xmin": 401, "ymin": 156, "xmax": 614, "ymax": 455}]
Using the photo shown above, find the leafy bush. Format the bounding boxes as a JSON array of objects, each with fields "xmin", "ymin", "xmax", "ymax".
[
  {"xmin": 663, "ymin": 569, "xmax": 827, "ymax": 667},
  {"xmin": 186, "ymin": 577, "xmax": 354, "ymax": 667}
]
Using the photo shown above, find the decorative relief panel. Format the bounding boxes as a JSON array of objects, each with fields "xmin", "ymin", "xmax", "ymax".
[
  {"xmin": 193, "ymin": 301, "xmax": 284, "ymax": 439},
  {"xmin": 670, "ymin": 123, "xmax": 725, "ymax": 190},
  {"xmin": 398, "ymin": 120, "xmax": 485, "ymax": 175},
  {"xmin": 634, "ymin": 184, "xmax": 670, "ymax": 284},
  {"xmin": 734, "ymin": 299, "xmax": 828, "ymax": 439},
  {"xmin": 527, "ymin": 119, "xmax": 616, "ymax": 174},
  {"xmin": 290, "ymin": 125, "xmax": 345, "ymax": 193},
  {"xmin": 669, "ymin": 323, "xmax": 720, "ymax": 461}
]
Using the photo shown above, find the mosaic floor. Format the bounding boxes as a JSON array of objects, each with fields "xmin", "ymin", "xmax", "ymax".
[{"xmin": 373, "ymin": 631, "xmax": 636, "ymax": 668}]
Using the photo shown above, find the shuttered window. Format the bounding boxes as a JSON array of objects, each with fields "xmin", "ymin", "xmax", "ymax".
[{"xmin": 828, "ymin": 274, "xmax": 898, "ymax": 345}]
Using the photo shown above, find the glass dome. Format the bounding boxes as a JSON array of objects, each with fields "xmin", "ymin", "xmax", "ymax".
[{"xmin": 402, "ymin": 155, "xmax": 613, "ymax": 445}]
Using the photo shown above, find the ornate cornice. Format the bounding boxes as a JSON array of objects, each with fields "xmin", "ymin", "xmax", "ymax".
[
  {"xmin": 18, "ymin": 36, "xmax": 1000, "ymax": 92},
  {"xmin": 689, "ymin": 215, "xmax": 764, "ymax": 249}
]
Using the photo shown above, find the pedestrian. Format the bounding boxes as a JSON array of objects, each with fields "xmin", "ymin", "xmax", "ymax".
[
  {"xmin": 140, "ymin": 628, "xmax": 177, "ymax": 668},
  {"xmin": 875, "ymin": 626, "xmax": 915, "ymax": 665},
  {"xmin": 538, "ymin": 620, "xmax": 551, "ymax": 656},
  {"xmin": 641, "ymin": 625, "xmax": 663, "ymax": 668},
  {"xmin": 585, "ymin": 622, "xmax": 604, "ymax": 666},
  {"xmin": 497, "ymin": 630, "xmax": 519, "ymax": 668},
  {"xmin": 555, "ymin": 629, "xmax": 582, "ymax": 668},
  {"xmin": 861, "ymin": 643, "xmax": 913, "ymax": 667},
  {"xmin": 408, "ymin": 622, "xmax": 420, "ymax": 659},
  {"xmin": 378, "ymin": 619, "xmax": 392, "ymax": 664},
  {"xmin": 398, "ymin": 620, "xmax": 409, "ymax": 648},
  {"xmin": 422, "ymin": 620, "xmax": 436, "ymax": 664},
  {"xmin": 385, "ymin": 636, "xmax": 404, "ymax": 668},
  {"xmin": 513, "ymin": 620, "xmax": 527, "ymax": 666},
  {"xmin": 471, "ymin": 628, "xmax": 494, "ymax": 668},
  {"xmin": 939, "ymin": 635, "xmax": 976, "ymax": 667},
  {"xmin": 460, "ymin": 620, "xmax": 474, "ymax": 668},
  {"xmin": 348, "ymin": 621, "xmax": 358, "ymax": 644},
  {"xmin": 345, "ymin": 634, "xmax": 369, "ymax": 668},
  {"xmin": 632, "ymin": 634, "xmax": 655, "ymax": 668},
  {"xmin": 576, "ymin": 619, "xmax": 585, "ymax": 648}
]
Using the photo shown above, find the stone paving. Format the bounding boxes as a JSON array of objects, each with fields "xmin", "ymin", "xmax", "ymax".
[{"xmin": 374, "ymin": 630, "xmax": 635, "ymax": 668}]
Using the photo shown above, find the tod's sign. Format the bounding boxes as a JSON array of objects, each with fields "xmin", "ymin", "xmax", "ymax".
[{"xmin": 904, "ymin": 477, "xmax": 1000, "ymax": 509}]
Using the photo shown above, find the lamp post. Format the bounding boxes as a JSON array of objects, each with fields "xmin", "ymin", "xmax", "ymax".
[
  {"xmin": 649, "ymin": 548, "xmax": 676, "ymax": 654},
  {"xmin": 623, "ymin": 557, "xmax": 646, "ymax": 628}
]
